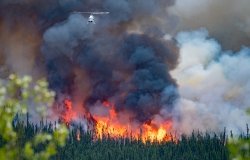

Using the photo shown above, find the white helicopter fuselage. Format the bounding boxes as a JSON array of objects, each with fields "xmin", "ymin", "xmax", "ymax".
[{"xmin": 88, "ymin": 14, "xmax": 95, "ymax": 24}]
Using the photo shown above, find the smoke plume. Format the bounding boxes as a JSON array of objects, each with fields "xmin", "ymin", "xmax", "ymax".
[
  {"xmin": 42, "ymin": 14, "xmax": 178, "ymax": 124},
  {"xmin": 169, "ymin": 0, "xmax": 250, "ymax": 50},
  {"xmin": 0, "ymin": 0, "xmax": 250, "ymax": 135},
  {"xmin": 171, "ymin": 29, "xmax": 250, "ymax": 134},
  {"xmin": 41, "ymin": 0, "xmax": 178, "ymax": 125}
]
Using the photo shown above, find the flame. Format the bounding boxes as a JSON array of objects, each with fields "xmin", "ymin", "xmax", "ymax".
[
  {"xmin": 61, "ymin": 99, "xmax": 175, "ymax": 142},
  {"xmin": 92, "ymin": 100, "xmax": 174, "ymax": 142},
  {"xmin": 76, "ymin": 129, "xmax": 81, "ymax": 141},
  {"xmin": 141, "ymin": 123, "xmax": 173, "ymax": 142},
  {"xmin": 93, "ymin": 100, "xmax": 128, "ymax": 139},
  {"xmin": 60, "ymin": 99, "xmax": 77, "ymax": 126}
]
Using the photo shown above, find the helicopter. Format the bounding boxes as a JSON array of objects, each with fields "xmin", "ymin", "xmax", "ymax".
[{"xmin": 73, "ymin": 11, "xmax": 110, "ymax": 24}]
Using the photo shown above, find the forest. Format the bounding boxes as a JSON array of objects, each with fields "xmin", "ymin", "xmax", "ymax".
[{"xmin": 1, "ymin": 115, "xmax": 248, "ymax": 160}]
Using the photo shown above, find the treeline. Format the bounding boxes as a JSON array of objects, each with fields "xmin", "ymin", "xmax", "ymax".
[
  {"xmin": 54, "ymin": 129, "xmax": 229, "ymax": 160},
  {"xmin": 2, "ymin": 115, "xmax": 248, "ymax": 160}
]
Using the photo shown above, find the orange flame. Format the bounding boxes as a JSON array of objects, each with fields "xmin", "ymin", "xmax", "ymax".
[
  {"xmin": 76, "ymin": 129, "xmax": 81, "ymax": 141},
  {"xmin": 61, "ymin": 99, "xmax": 175, "ymax": 142},
  {"xmin": 92, "ymin": 100, "xmax": 174, "ymax": 142},
  {"xmin": 61, "ymin": 99, "xmax": 77, "ymax": 126}
]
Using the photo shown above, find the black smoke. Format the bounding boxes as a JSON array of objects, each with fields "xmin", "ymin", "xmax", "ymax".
[
  {"xmin": 0, "ymin": 0, "xmax": 179, "ymax": 123},
  {"xmin": 1, "ymin": 0, "xmax": 250, "ymax": 134},
  {"xmin": 40, "ymin": 0, "xmax": 179, "ymax": 123}
]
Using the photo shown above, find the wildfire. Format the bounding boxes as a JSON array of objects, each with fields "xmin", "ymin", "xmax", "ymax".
[
  {"xmin": 61, "ymin": 99, "xmax": 175, "ymax": 142},
  {"xmin": 76, "ymin": 129, "xmax": 81, "ymax": 141},
  {"xmin": 60, "ymin": 99, "xmax": 77, "ymax": 126}
]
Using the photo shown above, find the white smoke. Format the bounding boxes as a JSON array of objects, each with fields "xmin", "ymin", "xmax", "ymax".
[{"xmin": 171, "ymin": 29, "xmax": 250, "ymax": 135}]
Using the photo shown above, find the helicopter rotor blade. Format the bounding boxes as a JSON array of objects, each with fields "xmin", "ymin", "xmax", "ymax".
[
  {"xmin": 73, "ymin": 11, "xmax": 109, "ymax": 15},
  {"xmin": 92, "ymin": 12, "xmax": 110, "ymax": 15}
]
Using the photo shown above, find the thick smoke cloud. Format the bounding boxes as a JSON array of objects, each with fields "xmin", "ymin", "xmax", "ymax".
[
  {"xmin": 41, "ymin": 1, "xmax": 178, "ymax": 123},
  {"xmin": 114, "ymin": 34, "xmax": 178, "ymax": 122},
  {"xmin": 0, "ymin": 3, "xmax": 43, "ymax": 77},
  {"xmin": 171, "ymin": 29, "xmax": 250, "ymax": 134},
  {"xmin": 1, "ymin": 0, "xmax": 250, "ymax": 135},
  {"xmin": 0, "ymin": 0, "xmax": 174, "ymax": 76},
  {"xmin": 169, "ymin": 0, "xmax": 250, "ymax": 50}
]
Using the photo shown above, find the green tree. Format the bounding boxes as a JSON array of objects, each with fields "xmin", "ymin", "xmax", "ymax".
[
  {"xmin": 0, "ymin": 74, "xmax": 68, "ymax": 160},
  {"xmin": 228, "ymin": 137, "xmax": 250, "ymax": 160},
  {"xmin": 228, "ymin": 109, "xmax": 250, "ymax": 160}
]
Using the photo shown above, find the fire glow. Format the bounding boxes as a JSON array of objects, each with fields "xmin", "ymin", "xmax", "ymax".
[
  {"xmin": 60, "ymin": 99, "xmax": 77, "ymax": 126},
  {"xmin": 61, "ymin": 99, "xmax": 175, "ymax": 142}
]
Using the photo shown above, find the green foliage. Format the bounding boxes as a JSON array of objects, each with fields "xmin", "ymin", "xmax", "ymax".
[
  {"xmin": 3, "ymin": 119, "xmax": 230, "ymax": 160},
  {"xmin": 0, "ymin": 74, "xmax": 68, "ymax": 160},
  {"xmin": 0, "ymin": 114, "xmax": 232, "ymax": 160},
  {"xmin": 227, "ymin": 124, "xmax": 250, "ymax": 160},
  {"xmin": 227, "ymin": 107, "xmax": 250, "ymax": 160},
  {"xmin": 1, "ymin": 74, "xmax": 248, "ymax": 160},
  {"xmin": 228, "ymin": 137, "xmax": 250, "ymax": 160}
]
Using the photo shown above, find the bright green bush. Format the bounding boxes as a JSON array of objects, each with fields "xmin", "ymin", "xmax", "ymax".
[
  {"xmin": 228, "ymin": 137, "xmax": 250, "ymax": 160},
  {"xmin": 227, "ymin": 109, "xmax": 250, "ymax": 160},
  {"xmin": 0, "ymin": 74, "xmax": 68, "ymax": 160}
]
